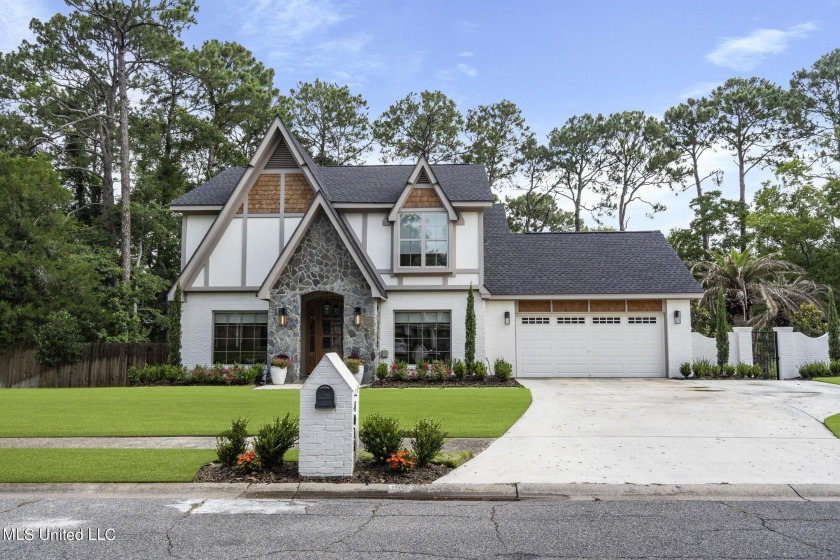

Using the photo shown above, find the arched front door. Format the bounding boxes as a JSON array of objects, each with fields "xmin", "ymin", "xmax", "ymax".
[{"xmin": 302, "ymin": 294, "xmax": 344, "ymax": 376}]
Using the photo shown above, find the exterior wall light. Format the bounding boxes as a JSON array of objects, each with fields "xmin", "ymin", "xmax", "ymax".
[
  {"xmin": 354, "ymin": 307, "xmax": 362, "ymax": 326},
  {"xmin": 673, "ymin": 310, "xmax": 681, "ymax": 324},
  {"xmin": 279, "ymin": 307, "xmax": 287, "ymax": 327},
  {"xmin": 504, "ymin": 311, "xmax": 510, "ymax": 325}
]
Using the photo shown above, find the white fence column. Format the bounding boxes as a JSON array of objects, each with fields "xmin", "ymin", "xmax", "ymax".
[
  {"xmin": 774, "ymin": 327, "xmax": 796, "ymax": 380},
  {"xmin": 731, "ymin": 327, "xmax": 753, "ymax": 365}
]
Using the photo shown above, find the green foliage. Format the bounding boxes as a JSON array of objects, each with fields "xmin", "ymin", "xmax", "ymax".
[
  {"xmin": 679, "ymin": 362, "xmax": 692, "ymax": 378},
  {"xmin": 344, "ymin": 358, "xmax": 362, "ymax": 375},
  {"xmin": 505, "ymin": 193, "xmax": 577, "ymax": 232},
  {"xmin": 376, "ymin": 362, "xmax": 389, "ymax": 380},
  {"xmin": 168, "ymin": 284, "xmax": 182, "ymax": 366},
  {"xmin": 828, "ymin": 288, "xmax": 840, "ymax": 362},
  {"xmin": 452, "ymin": 359, "xmax": 467, "ymax": 380},
  {"xmin": 830, "ymin": 360, "xmax": 840, "ymax": 376},
  {"xmin": 391, "ymin": 361, "xmax": 409, "ymax": 381},
  {"xmin": 127, "ymin": 363, "xmax": 263, "ymax": 386},
  {"xmin": 690, "ymin": 300, "xmax": 713, "ymax": 337},
  {"xmin": 736, "ymin": 362, "xmax": 753, "ymax": 378},
  {"xmin": 790, "ymin": 303, "xmax": 827, "ymax": 337},
  {"xmin": 359, "ymin": 414, "xmax": 403, "ymax": 464},
  {"xmin": 463, "ymin": 100, "xmax": 530, "ymax": 188},
  {"xmin": 409, "ymin": 419, "xmax": 447, "ymax": 467},
  {"xmin": 34, "ymin": 311, "xmax": 85, "ymax": 368},
  {"xmin": 128, "ymin": 364, "xmax": 184, "ymax": 385},
  {"xmin": 465, "ymin": 285, "xmax": 476, "ymax": 371},
  {"xmin": 722, "ymin": 364, "xmax": 736, "ymax": 378},
  {"xmin": 799, "ymin": 361, "xmax": 831, "ymax": 379},
  {"xmin": 715, "ymin": 289, "xmax": 730, "ymax": 368},
  {"xmin": 216, "ymin": 418, "xmax": 249, "ymax": 467},
  {"xmin": 373, "ymin": 90, "xmax": 463, "ymax": 162},
  {"xmin": 692, "ymin": 358, "xmax": 714, "ymax": 378},
  {"xmin": 253, "ymin": 414, "xmax": 299, "ymax": 469},
  {"xmin": 473, "ymin": 361, "xmax": 488, "ymax": 380},
  {"xmin": 493, "ymin": 358, "xmax": 513, "ymax": 382}
]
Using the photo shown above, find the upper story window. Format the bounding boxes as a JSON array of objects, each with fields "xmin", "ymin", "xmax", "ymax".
[{"xmin": 399, "ymin": 212, "xmax": 448, "ymax": 267}]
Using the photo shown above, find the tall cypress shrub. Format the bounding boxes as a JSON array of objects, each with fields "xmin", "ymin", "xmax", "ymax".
[
  {"xmin": 465, "ymin": 284, "xmax": 476, "ymax": 372},
  {"xmin": 168, "ymin": 284, "xmax": 182, "ymax": 366},
  {"xmin": 715, "ymin": 289, "xmax": 730, "ymax": 369},
  {"xmin": 828, "ymin": 287, "xmax": 840, "ymax": 362}
]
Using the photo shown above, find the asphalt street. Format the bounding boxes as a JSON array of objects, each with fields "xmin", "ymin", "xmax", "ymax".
[{"xmin": 1, "ymin": 497, "xmax": 839, "ymax": 559}]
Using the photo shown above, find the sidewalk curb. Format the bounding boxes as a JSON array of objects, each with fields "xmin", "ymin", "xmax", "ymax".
[{"xmin": 2, "ymin": 482, "xmax": 840, "ymax": 501}]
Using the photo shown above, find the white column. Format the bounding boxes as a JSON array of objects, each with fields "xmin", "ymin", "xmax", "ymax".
[
  {"xmin": 774, "ymin": 327, "xmax": 795, "ymax": 380},
  {"xmin": 731, "ymin": 327, "xmax": 753, "ymax": 366},
  {"xmin": 665, "ymin": 299, "xmax": 692, "ymax": 378}
]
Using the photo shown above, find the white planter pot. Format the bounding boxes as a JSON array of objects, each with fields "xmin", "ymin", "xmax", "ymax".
[
  {"xmin": 270, "ymin": 366, "xmax": 287, "ymax": 385},
  {"xmin": 352, "ymin": 370, "xmax": 364, "ymax": 385}
]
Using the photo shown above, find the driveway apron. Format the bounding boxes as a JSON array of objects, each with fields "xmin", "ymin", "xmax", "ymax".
[{"xmin": 436, "ymin": 379, "xmax": 840, "ymax": 485}]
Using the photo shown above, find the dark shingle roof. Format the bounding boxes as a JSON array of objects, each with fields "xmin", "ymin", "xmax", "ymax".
[
  {"xmin": 483, "ymin": 204, "xmax": 703, "ymax": 296},
  {"xmin": 170, "ymin": 163, "xmax": 492, "ymax": 207},
  {"xmin": 170, "ymin": 167, "xmax": 246, "ymax": 207}
]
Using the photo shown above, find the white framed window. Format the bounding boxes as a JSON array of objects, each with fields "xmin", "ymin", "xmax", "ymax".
[
  {"xmin": 213, "ymin": 312, "xmax": 268, "ymax": 364},
  {"xmin": 399, "ymin": 212, "xmax": 448, "ymax": 268},
  {"xmin": 394, "ymin": 311, "xmax": 451, "ymax": 363}
]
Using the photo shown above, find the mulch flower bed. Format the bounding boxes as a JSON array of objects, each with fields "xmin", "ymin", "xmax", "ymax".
[
  {"xmin": 194, "ymin": 460, "xmax": 450, "ymax": 484},
  {"xmin": 370, "ymin": 378, "xmax": 522, "ymax": 388}
]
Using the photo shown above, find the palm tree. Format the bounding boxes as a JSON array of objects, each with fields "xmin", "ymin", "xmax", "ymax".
[{"xmin": 692, "ymin": 249, "xmax": 824, "ymax": 328}]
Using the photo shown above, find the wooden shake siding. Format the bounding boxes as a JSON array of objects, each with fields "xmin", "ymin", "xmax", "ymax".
[
  {"xmin": 403, "ymin": 187, "xmax": 443, "ymax": 209},
  {"xmin": 284, "ymin": 174, "xmax": 315, "ymax": 213}
]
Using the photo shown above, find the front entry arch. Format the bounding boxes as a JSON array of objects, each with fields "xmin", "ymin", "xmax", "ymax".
[{"xmin": 302, "ymin": 293, "xmax": 344, "ymax": 376}]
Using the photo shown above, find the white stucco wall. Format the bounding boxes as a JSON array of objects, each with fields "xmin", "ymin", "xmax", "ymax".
[
  {"xmin": 245, "ymin": 217, "xmax": 281, "ymax": 286},
  {"xmin": 183, "ymin": 214, "xmax": 215, "ymax": 267},
  {"xmin": 775, "ymin": 327, "xmax": 829, "ymax": 379},
  {"xmin": 180, "ymin": 292, "xmax": 268, "ymax": 368},
  {"xmin": 690, "ymin": 331, "xmax": 750, "ymax": 366},
  {"xmin": 379, "ymin": 291, "xmax": 485, "ymax": 365},
  {"xmin": 484, "ymin": 300, "xmax": 516, "ymax": 375},
  {"xmin": 664, "ymin": 299, "xmax": 692, "ymax": 378},
  {"xmin": 455, "ymin": 211, "xmax": 480, "ymax": 270},
  {"xmin": 208, "ymin": 218, "xmax": 243, "ymax": 286},
  {"xmin": 366, "ymin": 212, "xmax": 391, "ymax": 269}
]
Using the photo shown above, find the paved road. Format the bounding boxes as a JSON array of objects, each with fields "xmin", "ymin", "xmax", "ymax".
[
  {"xmin": 1, "ymin": 497, "xmax": 839, "ymax": 559},
  {"xmin": 439, "ymin": 379, "xmax": 840, "ymax": 485}
]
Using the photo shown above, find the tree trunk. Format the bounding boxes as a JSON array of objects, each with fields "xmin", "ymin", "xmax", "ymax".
[
  {"xmin": 738, "ymin": 151, "xmax": 747, "ymax": 251},
  {"xmin": 692, "ymin": 154, "xmax": 708, "ymax": 251},
  {"xmin": 117, "ymin": 45, "xmax": 132, "ymax": 286},
  {"xmin": 574, "ymin": 175, "xmax": 583, "ymax": 232}
]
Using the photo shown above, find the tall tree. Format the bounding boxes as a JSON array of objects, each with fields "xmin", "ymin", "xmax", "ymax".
[
  {"xmin": 715, "ymin": 289, "xmax": 730, "ymax": 369},
  {"xmin": 463, "ymin": 100, "xmax": 529, "ymax": 189},
  {"xmin": 710, "ymin": 77, "xmax": 795, "ymax": 250},
  {"xmin": 506, "ymin": 136, "xmax": 558, "ymax": 230},
  {"xmin": 548, "ymin": 113, "xmax": 609, "ymax": 232},
  {"xmin": 790, "ymin": 48, "xmax": 840, "ymax": 170},
  {"xmin": 373, "ymin": 90, "xmax": 463, "ymax": 163},
  {"xmin": 465, "ymin": 284, "xmax": 476, "ymax": 372},
  {"xmin": 600, "ymin": 111, "xmax": 683, "ymax": 231},
  {"xmin": 505, "ymin": 193, "xmax": 577, "ymax": 232},
  {"xmin": 280, "ymin": 79, "xmax": 372, "ymax": 165}
]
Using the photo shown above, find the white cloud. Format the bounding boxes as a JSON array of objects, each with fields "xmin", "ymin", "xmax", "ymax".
[
  {"xmin": 458, "ymin": 51, "xmax": 474, "ymax": 57},
  {"xmin": 456, "ymin": 63, "xmax": 477, "ymax": 78},
  {"xmin": 0, "ymin": 1, "xmax": 48, "ymax": 53},
  {"xmin": 705, "ymin": 22, "xmax": 817, "ymax": 71},
  {"xmin": 678, "ymin": 81, "xmax": 722, "ymax": 101}
]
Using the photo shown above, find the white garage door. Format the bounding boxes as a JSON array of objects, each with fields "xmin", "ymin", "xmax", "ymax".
[{"xmin": 516, "ymin": 314, "xmax": 665, "ymax": 377}]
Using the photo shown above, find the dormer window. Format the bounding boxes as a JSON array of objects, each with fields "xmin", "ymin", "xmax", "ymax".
[{"xmin": 399, "ymin": 212, "xmax": 448, "ymax": 267}]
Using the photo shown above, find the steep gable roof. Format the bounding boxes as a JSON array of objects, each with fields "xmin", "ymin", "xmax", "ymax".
[{"xmin": 482, "ymin": 204, "xmax": 703, "ymax": 296}]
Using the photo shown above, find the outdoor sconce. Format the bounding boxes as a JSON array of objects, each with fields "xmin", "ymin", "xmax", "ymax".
[
  {"xmin": 504, "ymin": 311, "xmax": 510, "ymax": 325},
  {"xmin": 279, "ymin": 307, "xmax": 287, "ymax": 327},
  {"xmin": 673, "ymin": 310, "xmax": 681, "ymax": 325},
  {"xmin": 354, "ymin": 307, "xmax": 362, "ymax": 326}
]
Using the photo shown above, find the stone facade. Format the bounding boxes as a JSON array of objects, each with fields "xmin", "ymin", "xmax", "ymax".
[{"xmin": 268, "ymin": 209, "xmax": 379, "ymax": 382}]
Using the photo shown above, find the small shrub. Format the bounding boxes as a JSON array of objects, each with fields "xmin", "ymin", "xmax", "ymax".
[
  {"xmin": 678, "ymin": 362, "xmax": 691, "ymax": 378},
  {"xmin": 253, "ymin": 413, "xmax": 299, "ymax": 469},
  {"xmin": 473, "ymin": 361, "xmax": 488, "ymax": 381},
  {"xmin": 409, "ymin": 419, "xmax": 446, "ymax": 467},
  {"xmin": 360, "ymin": 414, "xmax": 403, "ymax": 464},
  {"xmin": 344, "ymin": 357, "xmax": 363, "ymax": 375},
  {"xmin": 799, "ymin": 361, "xmax": 830, "ymax": 379},
  {"xmin": 35, "ymin": 311, "xmax": 84, "ymax": 368},
  {"xmin": 245, "ymin": 364, "xmax": 265, "ymax": 385},
  {"xmin": 127, "ymin": 364, "xmax": 184, "ymax": 385},
  {"xmin": 236, "ymin": 451, "xmax": 260, "ymax": 473},
  {"xmin": 216, "ymin": 418, "xmax": 249, "ymax": 467},
  {"xmin": 494, "ymin": 358, "xmax": 513, "ymax": 382},
  {"xmin": 692, "ymin": 358, "xmax": 714, "ymax": 378},
  {"xmin": 376, "ymin": 362, "xmax": 388, "ymax": 380},
  {"xmin": 452, "ymin": 359, "xmax": 467, "ymax": 380},
  {"xmin": 790, "ymin": 303, "xmax": 827, "ymax": 337},
  {"xmin": 391, "ymin": 361, "xmax": 409, "ymax": 381},
  {"xmin": 735, "ymin": 362, "xmax": 752, "ymax": 379},
  {"xmin": 722, "ymin": 364, "xmax": 736, "ymax": 378},
  {"xmin": 830, "ymin": 360, "xmax": 840, "ymax": 377},
  {"xmin": 386, "ymin": 450, "xmax": 414, "ymax": 473},
  {"xmin": 429, "ymin": 360, "xmax": 448, "ymax": 382}
]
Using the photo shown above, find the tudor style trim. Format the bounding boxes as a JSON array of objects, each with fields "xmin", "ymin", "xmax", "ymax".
[
  {"xmin": 387, "ymin": 156, "xmax": 458, "ymax": 223},
  {"xmin": 257, "ymin": 193, "xmax": 386, "ymax": 300}
]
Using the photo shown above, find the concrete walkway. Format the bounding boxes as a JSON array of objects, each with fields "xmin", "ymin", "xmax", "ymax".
[{"xmin": 436, "ymin": 378, "xmax": 840, "ymax": 485}]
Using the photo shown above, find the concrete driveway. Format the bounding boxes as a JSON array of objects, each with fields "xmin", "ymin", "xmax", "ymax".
[{"xmin": 436, "ymin": 379, "xmax": 840, "ymax": 485}]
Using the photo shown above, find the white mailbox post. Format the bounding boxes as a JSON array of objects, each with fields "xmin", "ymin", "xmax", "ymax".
[{"xmin": 298, "ymin": 352, "xmax": 359, "ymax": 477}]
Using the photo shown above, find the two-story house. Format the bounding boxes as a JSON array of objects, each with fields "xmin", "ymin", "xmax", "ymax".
[{"xmin": 169, "ymin": 117, "xmax": 702, "ymax": 381}]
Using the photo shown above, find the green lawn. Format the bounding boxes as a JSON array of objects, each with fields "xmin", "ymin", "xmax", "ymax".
[
  {"xmin": 0, "ymin": 449, "xmax": 216, "ymax": 483},
  {"xmin": 815, "ymin": 377, "xmax": 840, "ymax": 386},
  {"xmin": 0, "ymin": 386, "xmax": 530, "ymax": 438},
  {"xmin": 826, "ymin": 413, "xmax": 840, "ymax": 438}
]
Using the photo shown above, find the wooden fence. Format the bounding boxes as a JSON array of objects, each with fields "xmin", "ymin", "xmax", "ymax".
[{"xmin": 0, "ymin": 343, "xmax": 169, "ymax": 388}]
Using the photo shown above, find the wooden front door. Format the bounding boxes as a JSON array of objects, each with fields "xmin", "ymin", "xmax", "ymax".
[{"xmin": 303, "ymin": 296, "xmax": 344, "ymax": 376}]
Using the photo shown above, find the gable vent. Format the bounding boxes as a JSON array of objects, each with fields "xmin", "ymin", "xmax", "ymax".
[
  {"xmin": 416, "ymin": 168, "xmax": 431, "ymax": 184},
  {"xmin": 265, "ymin": 139, "xmax": 298, "ymax": 169}
]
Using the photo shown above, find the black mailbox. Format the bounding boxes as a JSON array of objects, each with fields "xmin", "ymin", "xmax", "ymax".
[{"xmin": 315, "ymin": 385, "xmax": 335, "ymax": 409}]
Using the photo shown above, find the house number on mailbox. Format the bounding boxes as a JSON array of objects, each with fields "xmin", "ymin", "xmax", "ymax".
[{"xmin": 315, "ymin": 385, "xmax": 335, "ymax": 409}]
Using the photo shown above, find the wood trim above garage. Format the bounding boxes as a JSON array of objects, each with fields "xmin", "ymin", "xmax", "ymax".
[{"xmin": 517, "ymin": 298, "xmax": 663, "ymax": 313}]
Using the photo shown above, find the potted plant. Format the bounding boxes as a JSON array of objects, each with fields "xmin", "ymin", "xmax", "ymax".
[
  {"xmin": 270, "ymin": 354, "xmax": 291, "ymax": 385},
  {"xmin": 344, "ymin": 354, "xmax": 364, "ymax": 384}
]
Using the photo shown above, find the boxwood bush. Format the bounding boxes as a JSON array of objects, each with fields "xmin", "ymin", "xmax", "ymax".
[{"xmin": 360, "ymin": 413, "xmax": 402, "ymax": 464}]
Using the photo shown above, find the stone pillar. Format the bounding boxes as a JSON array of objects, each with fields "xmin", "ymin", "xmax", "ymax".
[
  {"xmin": 774, "ymin": 327, "xmax": 796, "ymax": 380},
  {"xmin": 731, "ymin": 327, "xmax": 753, "ymax": 366},
  {"xmin": 299, "ymin": 353, "xmax": 359, "ymax": 477}
]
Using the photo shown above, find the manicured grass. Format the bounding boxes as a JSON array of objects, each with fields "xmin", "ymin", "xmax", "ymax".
[
  {"xmin": 0, "ymin": 449, "xmax": 216, "ymax": 483},
  {"xmin": 826, "ymin": 413, "xmax": 840, "ymax": 438},
  {"xmin": 815, "ymin": 377, "xmax": 840, "ymax": 386},
  {"xmin": 0, "ymin": 386, "xmax": 530, "ymax": 438}
]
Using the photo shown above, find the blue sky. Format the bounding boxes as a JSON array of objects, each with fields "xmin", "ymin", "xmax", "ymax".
[{"xmin": 3, "ymin": 0, "xmax": 839, "ymax": 232}]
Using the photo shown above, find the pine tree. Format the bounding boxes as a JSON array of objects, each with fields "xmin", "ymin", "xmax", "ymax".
[
  {"xmin": 465, "ymin": 284, "xmax": 476, "ymax": 372},
  {"xmin": 715, "ymin": 289, "xmax": 730, "ymax": 369},
  {"xmin": 168, "ymin": 284, "xmax": 182, "ymax": 366},
  {"xmin": 828, "ymin": 287, "xmax": 840, "ymax": 362}
]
